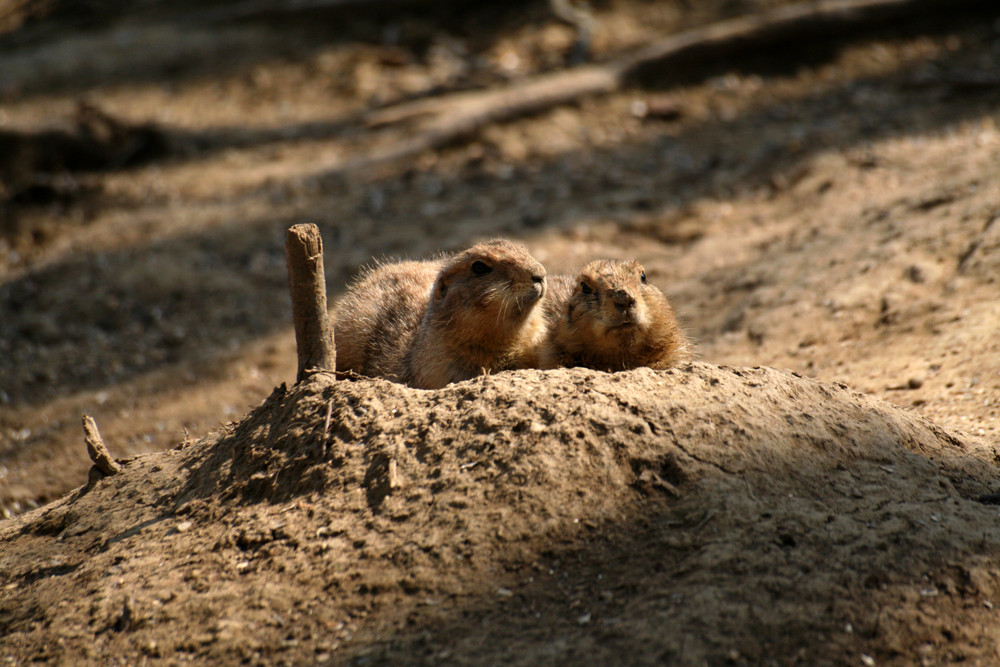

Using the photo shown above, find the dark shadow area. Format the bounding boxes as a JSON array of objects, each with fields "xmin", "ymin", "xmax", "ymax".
[
  {"xmin": 629, "ymin": 0, "xmax": 999, "ymax": 90},
  {"xmin": 0, "ymin": 0, "xmax": 544, "ymax": 99},
  {"xmin": 170, "ymin": 381, "xmax": 333, "ymax": 511},
  {"xmin": 0, "ymin": 212, "xmax": 298, "ymax": 406},
  {"xmin": 0, "ymin": 102, "xmax": 170, "ymax": 229},
  {"xmin": 338, "ymin": 479, "xmax": 1000, "ymax": 665},
  {"xmin": 0, "ymin": 108, "xmax": 360, "ymax": 245}
]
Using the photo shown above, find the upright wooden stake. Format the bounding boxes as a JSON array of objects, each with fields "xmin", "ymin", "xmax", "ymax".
[{"xmin": 285, "ymin": 223, "xmax": 336, "ymax": 382}]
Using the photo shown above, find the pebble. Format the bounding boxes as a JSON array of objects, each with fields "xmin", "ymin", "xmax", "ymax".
[{"xmin": 904, "ymin": 264, "xmax": 926, "ymax": 283}]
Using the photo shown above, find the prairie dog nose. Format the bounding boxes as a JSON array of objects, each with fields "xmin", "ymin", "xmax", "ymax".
[
  {"xmin": 610, "ymin": 289, "xmax": 636, "ymax": 311},
  {"xmin": 530, "ymin": 273, "xmax": 546, "ymax": 296}
]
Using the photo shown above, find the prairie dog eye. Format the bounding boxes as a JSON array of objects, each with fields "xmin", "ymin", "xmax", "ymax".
[
  {"xmin": 580, "ymin": 282, "xmax": 593, "ymax": 295},
  {"xmin": 640, "ymin": 272, "xmax": 647, "ymax": 284},
  {"xmin": 471, "ymin": 260, "xmax": 492, "ymax": 276}
]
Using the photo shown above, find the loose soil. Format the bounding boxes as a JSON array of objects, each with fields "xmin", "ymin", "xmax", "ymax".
[
  {"xmin": 2, "ymin": 1, "xmax": 1000, "ymax": 664},
  {"xmin": 3, "ymin": 366, "xmax": 1000, "ymax": 666}
]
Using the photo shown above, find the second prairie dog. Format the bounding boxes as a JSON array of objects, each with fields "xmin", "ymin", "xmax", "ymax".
[
  {"xmin": 333, "ymin": 239, "xmax": 548, "ymax": 389},
  {"xmin": 543, "ymin": 259, "xmax": 690, "ymax": 371}
]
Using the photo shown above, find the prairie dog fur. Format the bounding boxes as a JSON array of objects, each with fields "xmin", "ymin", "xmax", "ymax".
[{"xmin": 333, "ymin": 240, "xmax": 548, "ymax": 389}]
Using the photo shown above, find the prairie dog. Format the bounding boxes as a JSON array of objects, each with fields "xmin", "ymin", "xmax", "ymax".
[
  {"xmin": 333, "ymin": 240, "xmax": 548, "ymax": 389},
  {"xmin": 543, "ymin": 259, "xmax": 690, "ymax": 371}
]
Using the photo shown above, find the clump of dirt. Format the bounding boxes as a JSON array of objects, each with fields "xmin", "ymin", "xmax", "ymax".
[{"xmin": 3, "ymin": 363, "xmax": 999, "ymax": 665}]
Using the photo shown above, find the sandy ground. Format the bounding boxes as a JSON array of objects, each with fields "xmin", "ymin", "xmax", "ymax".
[
  {"xmin": 4, "ymin": 365, "xmax": 1000, "ymax": 665},
  {"xmin": 2, "ymin": 0, "xmax": 1000, "ymax": 664}
]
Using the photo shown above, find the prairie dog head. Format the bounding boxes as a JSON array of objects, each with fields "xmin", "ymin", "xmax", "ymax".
[
  {"xmin": 568, "ymin": 259, "xmax": 657, "ymax": 339},
  {"xmin": 429, "ymin": 239, "xmax": 547, "ymax": 339},
  {"xmin": 550, "ymin": 257, "xmax": 692, "ymax": 372}
]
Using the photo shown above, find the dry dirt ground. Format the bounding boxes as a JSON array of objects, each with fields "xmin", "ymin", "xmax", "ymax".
[{"xmin": 2, "ymin": 0, "xmax": 1000, "ymax": 664}]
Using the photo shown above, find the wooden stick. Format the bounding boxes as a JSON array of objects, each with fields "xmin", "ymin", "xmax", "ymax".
[
  {"xmin": 83, "ymin": 414, "xmax": 120, "ymax": 476},
  {"xmin": 285, "ymin": 223, "xmax": 336, "ymax": 382}
]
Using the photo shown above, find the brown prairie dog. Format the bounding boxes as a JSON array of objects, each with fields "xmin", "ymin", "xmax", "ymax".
[
  {"xmin": 542, "ymin": 259, "xmax": 690, "ymax": 372},
  {"xmin": 333, "ymin": 239, "xmax": 548, "ymax": 389}
]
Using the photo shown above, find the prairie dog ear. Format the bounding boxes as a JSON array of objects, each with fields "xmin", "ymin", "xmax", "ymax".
[{"xmin": 435, "ymin": 264, "xmax": 460, "ymax": 300}]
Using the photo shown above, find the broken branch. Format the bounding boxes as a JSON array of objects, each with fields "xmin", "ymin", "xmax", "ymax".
[{"xmin": 83, "ymin": 414, "xmax": 120, "ymax": 476}]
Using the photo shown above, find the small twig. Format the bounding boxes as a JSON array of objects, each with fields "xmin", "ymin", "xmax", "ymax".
[
  {"xmin": 694, "ymin": 510, "xmax": 714, "ymax": 530},
  {"xmin": 958, "ymin": 213, "xmax": 998, "ymax": 273},
  {"xmin": 323, "ymin": 399, "xmax": 334, "ymax": 434},
  {"xmin": 277, "ymin": 500, "xmax": 311, "ymax": 514},
  {"xmin": 285, "ymin": 223, "xmax": 336, "ymax": 383},
  {"xmin": 550, "ymin": 0, "xmax": 595, "ymax": 64},
  {"xmin": 322, "ymin": 398, "xmax": 334, "ymax": 457},
  {"xmin": 638, "ymin": 468, "xmax": 681, "ymax": 497},
  {"xmin": 388, "ymin": 459, "xmax": 400, "ymax": 490},
  {"xmin": 82, "ymin": 414, "xmax": 120, "ymax": 477}
]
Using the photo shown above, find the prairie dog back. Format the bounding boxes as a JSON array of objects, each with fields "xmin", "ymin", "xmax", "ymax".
[{"xmin": 333, "ymin": 259, "xmax": 442, "ymax": 383}]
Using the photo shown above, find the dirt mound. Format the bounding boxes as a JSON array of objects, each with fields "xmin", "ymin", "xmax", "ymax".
[{"xmin": 3, "ymin": 363, "xmax": 999, "ymax": 665}]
